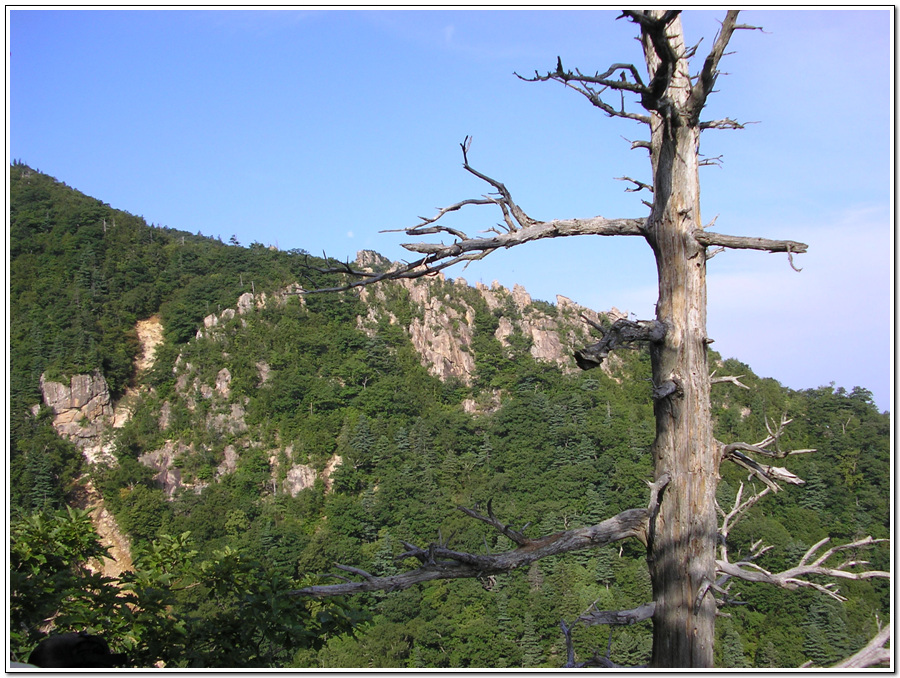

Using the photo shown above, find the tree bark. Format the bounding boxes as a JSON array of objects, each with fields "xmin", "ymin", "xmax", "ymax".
[{"xmin": 640, "ymin": 12, "xmax": 718, "ymax": 668}]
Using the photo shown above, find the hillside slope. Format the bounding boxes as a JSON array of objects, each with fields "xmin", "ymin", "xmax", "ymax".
[{"xmin": 9, "ymin": 165, "xmax": 890, "ymax": 668}]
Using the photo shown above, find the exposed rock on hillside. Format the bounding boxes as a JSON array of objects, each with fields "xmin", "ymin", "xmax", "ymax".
[
  {"xmin": 284, "ymin": 463, "xmax": 318, "ymax": 496},
  {"xmin": 135, "ymin": 315, "xmax": 164, "ymax": 373},
  {"xmin": 277, "ymin": 449, "xmax": 344, "ymax": 497},
  {"xmin": 322, "ymin": 454, "xmax": 343, "ymax": 494},
  {"xmin": 110, "ymin": 315, "xmax": 166, "ymax": 430},
  {"xmin": 35, "ymin": 314, "xmax": 170, "ymax": 579},
  {"xmin": 354, "ymin": 252, "xmax": 621, "ymax": 385},
  {"xmin": 217, "ymin": 444, "xmax": 240, "ymax": 478},
  {"xmin": 139, "ymin": 441, "xmax": 203, "ymax": 498},
  {"xmin": 173, "ymin": 359, "xmax": 249, "ymax": 435},
  {"xmin": 40, "ymin": 254, "xmax": 626, "ymax": 525},
  {"xmin": 71, "ymin": 478, "xmax": 134, "ymax": 579},
  {"xmin": 39, "ymin": 371, "xmax": 117, "ymax": 465},
  {"xmin": 406, "ymin": 282, "xmax": 477, "ymax": 384}
]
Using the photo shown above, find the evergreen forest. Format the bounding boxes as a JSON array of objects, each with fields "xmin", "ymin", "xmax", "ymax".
[{"xmin": 8, "ymin": 162, "xmax": 891, "ymax": 668}]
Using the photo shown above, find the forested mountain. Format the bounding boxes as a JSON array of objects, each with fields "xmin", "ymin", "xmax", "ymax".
[{"xmin": 9, "ymin": 163, "xmax": 890, "ymax": 668}]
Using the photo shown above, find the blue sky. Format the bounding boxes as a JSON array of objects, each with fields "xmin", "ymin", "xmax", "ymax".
[{"xmin": 8, "ymin": 8, "xmax": 893, "ymax": 411}]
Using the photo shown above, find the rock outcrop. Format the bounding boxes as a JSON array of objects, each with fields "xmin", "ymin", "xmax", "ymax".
[
  {"xmin": 138, "ymin": 441, "xmax": 199, "ymax": 499},
  {"xmin": 283, "ymin": 464, "xmax": 318, "ymax": 497},
  {"xmin": 281, "ymin": 452, "xmax": 344, "ymax": 497},
  {"xmin": 406, "ymin": 286, "xmax": 477, "ymax": 384},
  {"xmin": 36, "ymin": 257, "xmax": 625, "ymax": 559},
  {"xmin": 39, "ymin": 371, "xmax": 116, "ymax": 465},
  {"xmin": 37, "ymin": 315, "xmax": 169, "ymax": 581},
  {"xmin": 134, "ymin": 315, "xmax": 164, "ymax": 373},
  {"xmin": 353, "ymin": 253, "xmax": 621, "ymax": 386}
]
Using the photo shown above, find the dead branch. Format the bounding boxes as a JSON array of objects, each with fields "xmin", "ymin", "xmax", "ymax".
[
  {"xmin": 578, "ymin": 601, "xmax": 656, "ymax": 627},
  {"xmin": 616, "ymin": 176, "xmax": 653, "ymax": 193},
  {"xmin": 289, "ymin": 505, "xmax": 651, "ymax": 599},
  {"xmin": 574, "ymin": 316, "xmax": 667, "ymax": 371},
  {"xmin": 724, "ymin": 413, "xmax": 816, "ymax": 461},
  {"xmin": 832, "ymin": 624, "xmax": 892, "ymax": 668},
  {"xmin": 694, "ymin": 230, "xmax": 808, "ymax": 254},
  {"xmin": 699, "ymin": 155, "xmax": 725, "ymax": 168},
  {"xmin": 715, "ymin": 536, "xmax": 889, "ymax": 602},
  {"xmin": 299, "ymin": 141, "xmax": 648, "ymax": 294},
  {"xmin": 299, "ymin": 251, "xmax": 485, "ymax": 294},
  {"xmin": 559, "ymin": 598, "xmax": 655, "ymax": 668},
  {"xmin": 710, "ymin": 371, "xmax": 750, "ymax": 389},
  {"xmin": 688, "ymin": 10, "xmax": 739, "ymax": 123},
  {"xmin": 561, "ymin": 619, "xmax": 578, "ymax": 668},
  {"xmin": 300, "ymin": 135, "xmax": 807, "ymax": 295},
  {"xmin": 292, "ymin": 476, "xmax": 673, "ymax": 600},
  {"xmin": 690, "ymin": 13, "xmax": 763, "ymax": 126},
  {"xmin": 621, "ymin": 10, "xmax": 683, "ymax": 118},
  {"xmin": 457, "ymin": 498, "xmax": 529, "ymax": 547},
  {"xmin": 716, "ymin": 482, "xmax": 772, "ymax": 563},
  {"xmin": 723, "ymin": 448, "xmax": 805, "ymax": 492},
  {"xmin": 719, "ymin": 413, "xmax": 816, "ymax": 490},
  {"xmin": 516, "ymin": 57, "xmax": 652, "ymax": 125},
  {"xmin": 699, "ymin": 117, "xmax": 754, "ymax": 130},
  {"xmin": 559, "ymin": 602, "xmax": 656, "ymax": 669},
  {"xmin": 561, "ymin": 619, "xmax": 632, "ymax": 668}
]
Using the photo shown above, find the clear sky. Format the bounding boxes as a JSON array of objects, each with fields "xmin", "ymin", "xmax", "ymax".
[{"xmin": 8, "ymin": 8, "xmax": 893, "ymax": 411}]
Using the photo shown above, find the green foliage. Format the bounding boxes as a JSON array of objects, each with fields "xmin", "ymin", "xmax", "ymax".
[
  {"xmin": 10, "ymin": 506, "xmax": 114, "ymax": 658},
  {"xmin": 9, "ymin": 507, "xmax": 361, "ymax": 668},
  {"xmin": 9, "ymin": 406, "xmax": 83, "ymax": 512}
]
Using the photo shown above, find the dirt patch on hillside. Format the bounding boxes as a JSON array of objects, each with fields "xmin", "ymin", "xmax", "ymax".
[
  {"xmin": 135, "ymin": 315, "xmax": 164, "ymax": 374},
  {"xmin": 71, "ymin": 478, "xmax": 133, "ymax": 579}
]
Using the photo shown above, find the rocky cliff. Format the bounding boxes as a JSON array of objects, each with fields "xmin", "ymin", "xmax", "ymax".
[
  {"xmin": 353, "ymin": 250, "xmax": 624, "ymax": 388},
  {"xmin": 39, "ymin": 371, "xmax": 117, "ymax": 466},
  {"xmin": 38, "ymin": 371, "xmax": 130, "ymax": 577}
]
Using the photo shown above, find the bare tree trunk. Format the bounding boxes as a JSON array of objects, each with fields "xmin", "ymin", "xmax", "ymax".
[
  {"xmin": 642, "ymin": 14, "xmax": 717, "ymax": 667},
  {"xmin": 646, "ymin": 133, "xmax": 717, "ymax": 666}
]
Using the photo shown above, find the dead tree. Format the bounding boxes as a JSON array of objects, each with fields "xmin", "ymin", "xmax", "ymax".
[{"xmin": 293, "ymin": 10, "xmax": 889, "ymax": 668}]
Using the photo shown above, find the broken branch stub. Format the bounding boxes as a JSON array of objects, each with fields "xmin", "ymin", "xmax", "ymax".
[
  {"xmin": 578, "ymin": 601, "xmax": 656, "ymax": 627},
  {"xmin": 574, "ymin": 317, "xmax": 667, "ymax": 370}
]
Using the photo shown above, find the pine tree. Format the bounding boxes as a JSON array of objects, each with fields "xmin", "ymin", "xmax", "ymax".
[
  {"xmin": 594, "ymin": 545, "xmax": 617, "ymax": 590},
  {"xmin": 803, "ymin": 597, "xmax": 853, "ymax": 666},
  {"xmin": 799, "ymin": 463, "xmax": 827, "ymax": 512},
  {"xmin": 25, "ymin": 447, "xmax": 57, "ymax": 511},
  {"xmin": 349, "ymin": 414, "xmax": 375, "ymax": 469},
  {"xmin": 519, "ymin": 612, "xmax": 543, "ymax": 667},
  {"xmin": 371, "ymin": 534, "xmax": 398, "ymax": 577},
  {"xmin": 718, "ymin": 621, "xmax": 750, "ymax": 668}
]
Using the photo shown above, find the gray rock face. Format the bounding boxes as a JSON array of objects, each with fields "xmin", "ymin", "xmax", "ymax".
[
  {"xmin": 40, "ymin": 371, "xmax": 111, "ymax": 418},
  {"xmin": 139, "ymin": 441, "xmax": 190, "ymax": 498},
  {"xmin": 406, "ymin": 285, "xmax": 477, "ymax": 384},
  {"xmin": 39, "ymin": 371, "xmax": 116, "ymax": 464},
  {"xmin": 283, "ymin": 464, "xmax": 318, "ymax": 496},
  {"xmin": 356, "ymin": 259, "xmax": 622, "ymax": 386}
]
